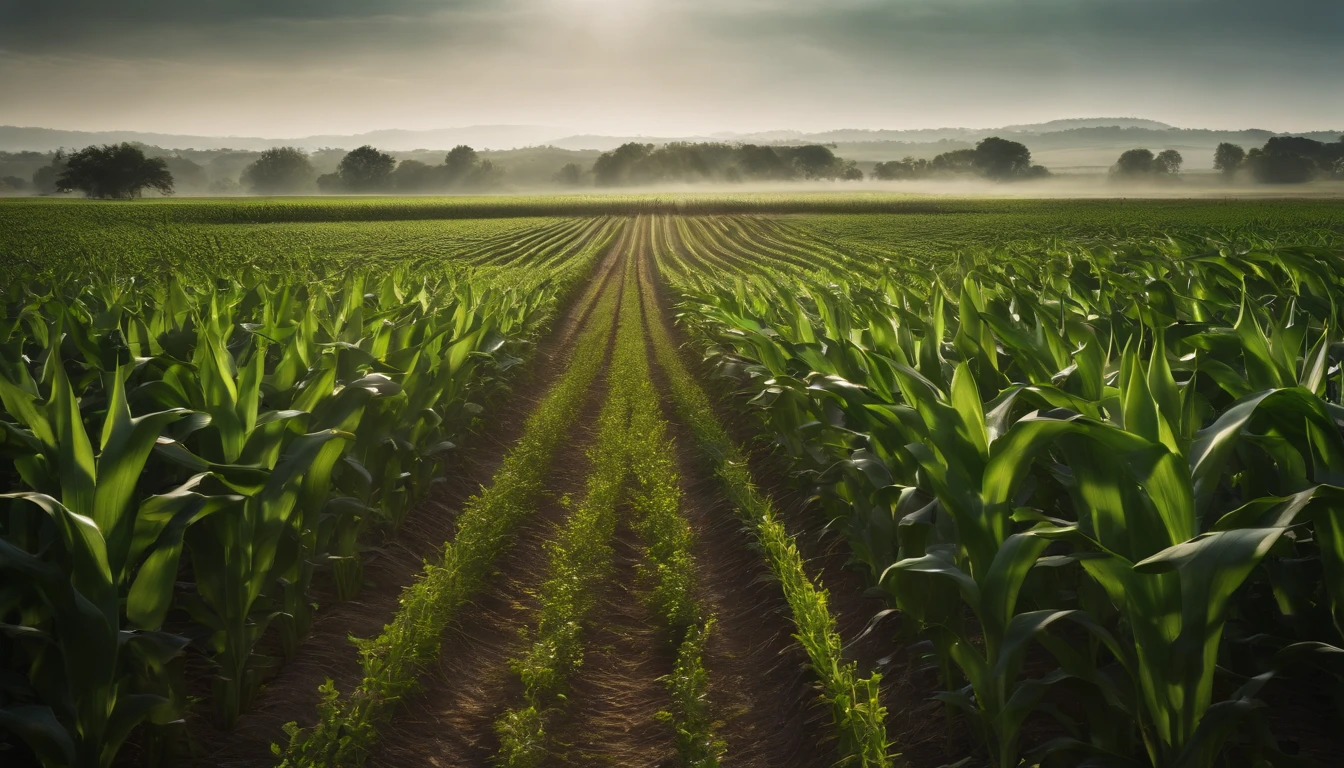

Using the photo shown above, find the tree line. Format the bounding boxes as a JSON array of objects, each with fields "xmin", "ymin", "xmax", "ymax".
[
  {"xmin": 1213, "ymin": 136, "xmax": 1344, "ymax": 182},
  {"xmin": 583, "ymin": 142, "xmax": 865, "ymax": 185},
  {"xmin": 1105, "ymin": 136, "xmax": 1344, "ymax": 182},
  {"xmin": 19, "ymin": 143, "xmax": 508, "ymax": 198},
  {"xmin": 872, "ymin": 137, "xmax": 1050, "ymax": 181},
  {"xmin": 15, "ymin": 132, "xmax": 1344, "ymax": 198}
]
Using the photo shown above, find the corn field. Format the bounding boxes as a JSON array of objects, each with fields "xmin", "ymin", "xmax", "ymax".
[
  {"xmin": 662, "ymin": 216, "xmax": 1344, "ymax": 766},
  {"xmin": 3, "ymin": 196, "xmax": 1344, "ymax": 768}
]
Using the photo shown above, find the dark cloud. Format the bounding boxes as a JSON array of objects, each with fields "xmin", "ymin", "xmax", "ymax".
[
  {"xmin": 0, "ymin": 0, "xmax": 1339, "ymax": 135},
  {"xmin": 0, "ymin": 0, "xmax": 463, "ymax": 24}
]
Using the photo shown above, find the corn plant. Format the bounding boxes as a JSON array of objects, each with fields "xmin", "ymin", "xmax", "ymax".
[{"xmin": 667, "ymin": 229, "xmax": 1344, "ymax": 766}]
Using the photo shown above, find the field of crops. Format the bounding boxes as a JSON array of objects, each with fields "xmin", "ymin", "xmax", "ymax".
[{"xmin": 3, "ymin": 195, "xmax": 1344, "ymax": 768}]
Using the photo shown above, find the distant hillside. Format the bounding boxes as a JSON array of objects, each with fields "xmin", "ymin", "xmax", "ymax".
[
  {"xmin": 4, "ymin": 120, "xmax": 1339, "ymax": 158},
  {"xmin": 998, "ymin": 117, "xmax": 1175, "ymax": 132},
  {"xmin": 0, "ymin": 125, "xmax": 571, "ymax": 153}
]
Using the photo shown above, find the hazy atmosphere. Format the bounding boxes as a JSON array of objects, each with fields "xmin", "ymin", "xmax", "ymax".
[
  {"xmin": 3, "ymin": 0, "xmax": 1342, "ymax": 137},
  {"xmin": 5, "ymin": 3, "xmax": 1344, "ymax": 768}
]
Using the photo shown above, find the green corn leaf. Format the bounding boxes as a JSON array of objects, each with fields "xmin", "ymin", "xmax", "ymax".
[{"xmin": 0, "ymin": 705, "xmax": 77, "ymax": 768}]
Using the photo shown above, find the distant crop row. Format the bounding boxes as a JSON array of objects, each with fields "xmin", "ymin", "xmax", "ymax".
[
  {"xmin": 5, "ymin": 196, "xmax": 1340, "ymax": 278},
  {"xmin": 663, "ymin": 218, "xmax": 1344, "ymax": 765},
  {"xmin": 0, "ymin": 229, "xmax": 608, "ymax": 766}
]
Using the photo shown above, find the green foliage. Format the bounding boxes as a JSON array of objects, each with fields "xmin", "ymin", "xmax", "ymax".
[
  {"xmin": 664, "ymin": 218, "xmax": 1344, "ymax": 767},
  {"xmin": 280, "ymin": 225, "xmax": 622, "ymax": 767},
  {"xmin": 55, "ymin": 143, "xmax": 174, "ymax": 199},
  {"xmin": 241, "ymin": 147, "xmax": 316, "ymax": 194},
  {"xmin": 0, "ymin": 220, "xmax": 609, "ymax": 765},
  {"xmin": 640, "ymin": 240, "xmax": 892, "ymax": 767}
]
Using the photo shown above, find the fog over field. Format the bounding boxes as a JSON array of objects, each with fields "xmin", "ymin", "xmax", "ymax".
[{"xmin": 1, "ymin": 1, "xmax": 1340, "ymax": 196}]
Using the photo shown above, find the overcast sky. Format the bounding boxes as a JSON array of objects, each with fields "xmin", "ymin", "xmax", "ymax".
[{"xmin": 1, "ymin": 0, "xmax": 1340, "ymax": 137}]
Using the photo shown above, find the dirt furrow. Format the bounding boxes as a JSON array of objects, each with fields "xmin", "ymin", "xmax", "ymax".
[
  {"xmin": 627, "ymin": 217, "xmax": 834, "ymax": 767},
  {"xmin": 541, "ymin": 516, "xmax": 681, "ymax": 768},
  {"xmin": 638, "ymin": 213, "xmax": 961, "ymax": 766},
  {"xmin": 194, "ymin": 221, "xmax": 631, "ymax": 767}
]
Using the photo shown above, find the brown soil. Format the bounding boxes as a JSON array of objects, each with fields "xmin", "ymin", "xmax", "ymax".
[
  {"xmin": 635, "ymin": 217, "xmax": 841, "ymax": 768},
  {"xmin": 184, "ymin": 222, "xmax": 631, "ymax": 767},
  {"xmin": 365, "ymin": 234, "xmax": 628, "ymax": 767},
  {"xmin": 637, "ymin": 215, "xmax": 967, "ymax": 767},
  {"xmin": 540, "ymin": 514, "xmax": 680, "ymax": 768}
]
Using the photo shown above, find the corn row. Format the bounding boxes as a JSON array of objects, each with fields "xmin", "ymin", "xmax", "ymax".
[
  {"xmin": 278, "ymin": 240, "xmax": 624, "ymax": 767},
  {"xmin": 639, "ymin": 235, "xmax": 892, "ymax": 767},
  {"xmin": 493, "ymin": 254, "xmax": 641, "ymax": 768}
]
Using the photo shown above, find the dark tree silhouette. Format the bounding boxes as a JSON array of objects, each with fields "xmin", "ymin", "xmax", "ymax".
[
  {"xmin": 443, "ymin": 145, "xmax": 479, "ymax": 183},
  {"xmin": 788, "ymin": 144, "xmax": 839, "ymax": 179},
  {"xmin": 1241, "ymin": 135, "xmax": 1344, "ymax": 183},
  {"xmin": 1213, "ymin": 143, "xmax": 1245, "ymax": 175},
  {"xmin": 931, "ymin": 148, "xmax": 977, "ymax": 173},
  {"xmin": 873, "ymin": 156, "xmax": 929, "ymax": 180},
  {"xmin": 552, "ymin": 162, "xmax": 582, "ymax": 186},
  {"xmin": 737, "ymin": 144, "xmax": 790, "ymax": 179},
  {"xmin": 972, "ymin": 137, "xmax": 1033, "ymax": 179},
  {"xmin": 1155, "ymin": 149, "xmax": 1183, "ymax": 174},
  {"xmin": 55, "ymin": 143, "xmax": 174, "ymax": 199},
  {"xmin": 241, "ymin": 147, "xmax": 315, "ymax": 194},
  {"xmin": 337, "ymin": 145, "xmax": 395, "ymax": 192},
  {"xmin": 392, "ymin": 159, "xmax": 437, "ymax": 192},
  {"xmin": 593, "ymin": 143, "xmax": 654, "ymax": 186},
  {"xmin": 1111, "ymin": 148, "xmax": 1156, "ymax": 176}
]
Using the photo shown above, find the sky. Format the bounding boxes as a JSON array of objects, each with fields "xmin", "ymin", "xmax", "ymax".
[{"xmin": 1, "ymin": 0, "xmax": 1341, "ymax": 138}]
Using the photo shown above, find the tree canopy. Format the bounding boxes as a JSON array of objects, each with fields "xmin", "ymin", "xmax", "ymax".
[
  {"xmin": 335, "ymin": 145, "xmax": 396, "ymax": 192},
  {"xmin": 591, "ymin": 142, "xmax": 862, "ymax": 187},
  {"xmin": 1243, "ymin": 135, "xmax": 1344, "ymax": 183},
  {"xmin": 873, "ymin": 137, "xmax": 1047, "ymax": 181},
  {"xmin": 1213, "ymin": 143, "xmax": 1245, "ymax": 175},
  {"xmin": 241, "ymin": 147, "xmax": 315, "ymax": 194},
  {"xmin": 55, "ymin": 143, "xmax": 174, "ymax": 199}
]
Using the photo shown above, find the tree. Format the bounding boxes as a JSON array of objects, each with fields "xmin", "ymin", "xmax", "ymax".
[
  {"xmin": 1244, "ymin": 148, "xmax": 1316, "ymax": 184},
  {"xmin": 32, "ymin": 150, "xmax": 69, "ymax": 195},
  {"xmin": 593, "ymin": 143, "xmax": 654, "ymax": 186},
  {"xmin": 873, "ymin": 157, "xmax": 929, "ymax": 180},
  {"xmin": 736, "ymin": 144, "xmax": 791, "ymax": 180},
  {"xmin": 838, "ymin": 160, "xmax": 864, "ymax": 181},
  {"xmin": 1213, "ymin": 143, "xmax": 1245, "ymax": 175},
  {"xmin": 241, "ymin": 147, "xmax": 315, "ymax": 194},
  {"xmin": 1111, "ymin": 148, "xmax": 1156, "ymax": 176},
  {"xmin": 443, "ymin": 145, "xmax": 479, "ymax": 184},
  {"xmin": 466, "ymin": 159, "xmax": 506, "ymax": 190},
  {"xmin": 0, "ymin": 175, "xmax": 28, "ymax": 194},
  {"xmin": 788, "ymin": 144, "xmax": 840, "ymax": 179},
  {"xmin": 337, "ymin": 145, "xmax": 395, "ymax": 192},
  {"xmin": 1154, "ymin": 149, "xmax": 1183, "ymax": 174},
  {"xmin": 391, "ymin": 159, "xmax": 438, "ymax": 192},
  {"xmin": 930, "ymin": 148, "xmax": 977, "ymax": 174},
  {"xmin": 55, "ymin": 143, "xmax": 174, "ymax": 199},
  {"xmin": 553, "ymin": 163, "xmax": 582, "ymax": 187},
  {"xmin": 972, "ymin": 137, "xmax": 1033, "ymax": 180},
  {"xmin": 315, "ymin": 173, "xmax": 344, "ymax": 193}
]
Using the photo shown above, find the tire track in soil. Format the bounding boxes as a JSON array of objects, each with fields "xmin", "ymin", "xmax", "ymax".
[
  {"xmin": 640, "ymin": 213, "xmax": 963, "ymax": 767},
  {"xmin": 194, "ymin": 220, "xmax": 632, "ymax": 768},
  {"xmin": 367, "ymin": 228, "xmax": 631, "ymax": 767}
]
